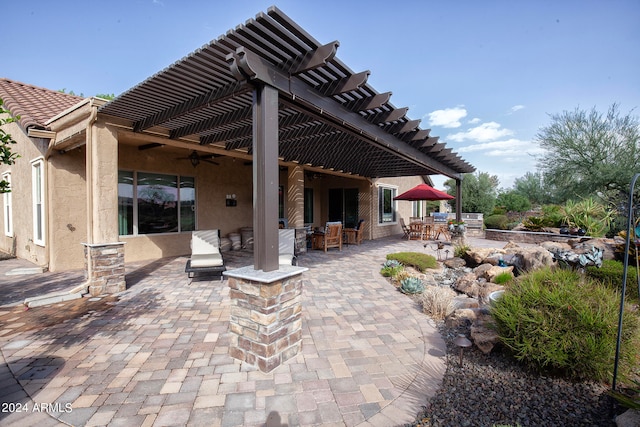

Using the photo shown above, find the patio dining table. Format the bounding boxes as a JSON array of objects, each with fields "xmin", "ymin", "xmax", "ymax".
[{"xmin": 409, "ymin": 220, "xmax": 450, "ymax": 241}]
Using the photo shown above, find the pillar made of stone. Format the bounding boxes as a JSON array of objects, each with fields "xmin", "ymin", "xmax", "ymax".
[
  {"xmin": 83, "ymin": 242, "xmax": 126, "ymax": 296},
  {"xmin": 225, "ymin": 266, "xmax": 306, "ymax": 372}
]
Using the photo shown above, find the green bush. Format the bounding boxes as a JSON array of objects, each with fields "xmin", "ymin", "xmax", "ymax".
[
  {"xmin": 484, "ymin": 214, "xmax": 509, "ymax": 230},
  {"xmin": 586, "ymin": 259, "xmax": 639, "ymax": 302},
  {"xmin": 491, "ymin": 267, "xmax": 640, "ymax": 381},
  {"xmin": 453, "ymin": 244, "xmax": 470, "ymax": 258},
  {"xmin": 493, "ymin": 272, "xmax": 513, "ymax": 285},
  {"xmin": 540, "ymin": 204, "xmax": 564, "ymax": 227},
  {"xmin": 522, "ymin": 216, "xmax": 546, "ymax": 231},
  {"xmin": 380, "ymin": 265, "xmax": 403, "ymax": 277},
  {"xmin": 386, "ymin": 252, "xmax": 437, "ymax": 271}
]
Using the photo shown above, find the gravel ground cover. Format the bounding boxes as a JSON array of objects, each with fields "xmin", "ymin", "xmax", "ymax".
[{"xmin": 407, "ymin": 321, "xmax": 622, "ymax": 427}]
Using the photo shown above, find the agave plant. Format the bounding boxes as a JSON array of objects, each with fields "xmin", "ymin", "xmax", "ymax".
[{"xmin": 400, "ymin": 276, "xmax": 425, "ymax": 294}]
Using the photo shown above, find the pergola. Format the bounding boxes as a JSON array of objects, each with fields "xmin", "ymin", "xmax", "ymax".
[{"xmin": 100, "ymin": 6, "xmax": 475, "ymax": 272}]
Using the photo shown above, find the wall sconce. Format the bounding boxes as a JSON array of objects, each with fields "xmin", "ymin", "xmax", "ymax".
[{"xmin": 226, "ymin": 194, "xmax": 237, "ymax": 207}]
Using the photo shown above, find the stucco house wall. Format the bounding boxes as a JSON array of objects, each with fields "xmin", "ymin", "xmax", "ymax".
[{"xmin": 0, "ymin": 119, "xmax": 49, "ymax": 266}]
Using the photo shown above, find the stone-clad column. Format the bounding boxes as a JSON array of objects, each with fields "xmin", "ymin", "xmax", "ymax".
[
  {"xmin": 225, "ymin": 265, "xmax": 307, "ymax": 372},
  {"xmin": 83, "ymin": 242, "xmax": 126, "ymax": 296}
]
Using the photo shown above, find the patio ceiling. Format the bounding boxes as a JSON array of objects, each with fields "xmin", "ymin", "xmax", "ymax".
[{"xmin": 100, "ymin": 6, "xmax": 475, "ymax": 180}]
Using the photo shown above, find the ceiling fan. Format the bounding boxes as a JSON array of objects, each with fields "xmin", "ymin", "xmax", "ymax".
[{"xmin": 176, "ymin": 150, "xmax": 220, "ymax": 167}]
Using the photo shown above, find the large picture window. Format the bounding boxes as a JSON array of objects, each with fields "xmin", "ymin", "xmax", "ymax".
[
  {"xmin": 378, "ymin": 186, "xmax": 397, "ymax": 224},
  {"xmin": 3, "ymin": 172, "xmax": 12, "ymax": 237},
  {"xmin": 118, "ymin": 170, "xmax": 195, "ymax": 236},
  {"xmin": 32, "ymin": 159, "xmax": 45, "ymax": 245}
]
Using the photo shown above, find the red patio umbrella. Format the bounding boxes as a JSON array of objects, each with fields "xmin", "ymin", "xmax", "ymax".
[{"xmin": 393, "ymin": 183, "xmax": 454, "ymax": 201}]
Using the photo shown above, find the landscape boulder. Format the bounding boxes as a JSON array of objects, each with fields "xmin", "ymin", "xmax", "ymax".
[{"xmin": 470, "ymin": 310, "xmax": 500, "ymax": 354}]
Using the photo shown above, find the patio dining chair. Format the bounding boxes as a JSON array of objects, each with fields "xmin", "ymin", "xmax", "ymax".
[
  {"xmin": 344, "ymin": 219, "xmax": 365, "ymax": 245},
  {"xmin": 321, "ymin": 221, "xmax": 343, "ymax": 252},
  {"xmin": 185, "ymin": 229, "xmax": 226, "ymax": 281},
  {"xmin": 409, "ymin": 222, "xmax": 425, "ymax": 240},
  {"xmin": 399, "ymin": 218, "xmax": 411, "ymax": 239}
]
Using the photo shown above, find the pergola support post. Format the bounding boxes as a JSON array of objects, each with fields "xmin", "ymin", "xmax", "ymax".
[
  {"xmin": 253, "ymin": 83, "xmax": 279, "ymax": 272},
  {"xmin": 455, "ymin": 178, "xmax": 462, "ymax": 222}
]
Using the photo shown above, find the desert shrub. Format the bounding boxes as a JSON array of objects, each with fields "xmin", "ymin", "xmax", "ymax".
[
  {"xmin": 522, "ymin": 216, "xmax": 546, "ymax": 231},
  {"xmin": 493, "ymin": 271, "xmax": 514, "ymax": 285},
  {"xmin": 393, "ymin": 269, "xmax": 412, "ymax": 285},
  {"xmin": 453, "ymin": 244, "xmax": 470, "ymax": 258},
  {"xmin": 540, "ymin": 204, "xmax": 564, "ymax": 227},
  {"xmin": 380, "ymin": 265, "xmax": 403, "ymax": 277},
  {"xmin": 380, "ymin": 259, "xmax": 404, "ymax": 277},
  {"xmin": 586, "ymin": 259, "xmax": 639, "ymax": 301},
  {"xmin": 400, "ymin": 276, "xmax": 425, "ymax": 294},
  {"xmin": 491, "ymin": 267, "xmax": 640, "ymax": 381},
  {"xmin": 562, "ymin": 198, "xmax": 614, "ymax": 237},
  {"xmin": 422, "ymin": 285, "xmax": 456, "ymax": 319},
  {"xmin": 484, "ymin": 214, "xmax": 509, "ymax": 230},
  {"xmin": 386, "ymin": 252, "xmax": 437, "ymax": 271}
]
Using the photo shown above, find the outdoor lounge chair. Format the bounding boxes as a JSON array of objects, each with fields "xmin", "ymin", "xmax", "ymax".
[
  {"xmin": 344, "ymin": 219, "xmax": 365, "ymax": 245},
  {"xmin": 278, "ymin": 229, "xmax": 298, "ymax": 265},
  {"xmin": 185, "ymin": 229, "xmax": 226, "ymax": 281}
]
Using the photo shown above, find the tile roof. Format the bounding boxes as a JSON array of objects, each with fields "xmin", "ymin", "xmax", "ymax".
[{"xmin": 0, "ymin": 78, "xmax": 84, "ymax": 130}]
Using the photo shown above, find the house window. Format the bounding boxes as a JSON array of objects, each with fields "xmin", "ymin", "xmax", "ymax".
[
  {"xmin": 304, "ymin": 188, "xmax": 313, "ymax": 224},
  {"xmin": 32, "ymin": 159, "xmax": 45, "ymax": 245},
  {"xmin": 378, "ymin": 186, "xmax": 397, "ymax": 224},
  {"xmin": 412, "ymin": 201, "xmax": 422, "ymax": 218},
  {"xmin": 118, "ymin": 170, "xmax": 195, "ymax": 236},
  {"xmin": 2, "ymin": 172, "xmax": 11, "ymax": 237}
]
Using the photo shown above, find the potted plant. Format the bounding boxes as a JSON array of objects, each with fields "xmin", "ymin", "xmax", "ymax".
[{"xmin": 448, "ymin": 219, "xmax": 465, "ymax": 234}]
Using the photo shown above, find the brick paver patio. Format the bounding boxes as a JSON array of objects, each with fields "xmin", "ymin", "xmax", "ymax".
[{"xmin": 0, "ymin": 236, "xmax": 457, "ymax": 426}]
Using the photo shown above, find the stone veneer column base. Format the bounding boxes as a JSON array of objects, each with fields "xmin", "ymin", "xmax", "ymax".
[
  {"xmin": 83, "ymin": 242, "xmax": 126, "ymax": 296},
  {"xmin": 225, "ymin": 265, "xmax": 307, "ymax": 373}
]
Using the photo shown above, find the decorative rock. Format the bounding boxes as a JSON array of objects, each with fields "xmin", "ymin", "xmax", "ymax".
[
  {"xmin": 473, "ymin": 263, "xmax": 493, "ymax": 279},
  {"xmin": 466, "ymin": 247, "xmax": 505, "ymax": 266},
  {"xmin": 470, "ymin": 311, "xmax": 500, "ymax": 354},
  {"xmin": 504, "ymin": 246, "xmax": 554, "ymax": 272},
  {"xmin": 445, "ymin": 308, "xmax": 479, "ymax": 329},
  {"xmin": 448, "ymin": 295, "xmax": 480, "ymax": 313},
  {"xmin": 443, "ymin": 257, "xmax": 466, "ymax": 269},
  {"xmin": 540, "ymin": 241, "xmax": 571, "ymax": 253},
  {"xmin": 453, "ymin": 273, "xmax": 480, "ymax": 298},
  {"xmin": 616, "ymin": 408, "xmax": 640, "ymax": 427},
  {"xmin": 571, "ymin": 238, "xmax": 617, "ymax": 261}
]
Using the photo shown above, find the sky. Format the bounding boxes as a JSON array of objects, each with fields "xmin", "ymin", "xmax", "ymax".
[{"xmin": 4, "ymin": 0, "xmax": 639, "ymax": 189}]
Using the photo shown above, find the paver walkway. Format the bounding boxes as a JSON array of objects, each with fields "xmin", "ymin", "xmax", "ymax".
[{"xmin": 0, "ymin": 235, "xmax": 504, "ymax": 426}]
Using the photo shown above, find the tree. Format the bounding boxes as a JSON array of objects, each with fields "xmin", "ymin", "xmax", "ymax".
[
  {"xmin": 512, "ymin": 171, "xmax": 554, "ymax": 206},
  {"xmin": 0, "ymin": 98, "xmax": 20, "ymax": 193},
  {"xmin": 535, "ymin": 104, "xmax": 640, "ymax": 204},
  {"xmin": 496, "ymin": 190, "xmax": 531, "ymax": 213},
  {"xmin": 444, "ymin": 171, "xmax": 499, "ymax": 214}
]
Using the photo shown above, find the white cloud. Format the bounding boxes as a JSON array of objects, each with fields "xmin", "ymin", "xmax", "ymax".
[
  {"xmin": 468, "ymin": 117, "xmax": 481, "ymax": 124},
  {"xmin": 510, "ymin": 105, "xmax": 525, "ymax": 113},
  {"xmin": 457, "ymin": 138, "xmax": 543, "ymax": 155},
  {"xmin": 427, "ymin": 107, "xmax": 467, "ymax": 128},
  {"xmin": 448, "ymin": 121, "xmax": 513, "ymax": 143}
]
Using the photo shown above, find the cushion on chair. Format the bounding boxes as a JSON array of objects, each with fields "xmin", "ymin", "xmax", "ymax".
[{"xmin": 190, "ymin": 253, "xmax": 224, "ymax": 268}]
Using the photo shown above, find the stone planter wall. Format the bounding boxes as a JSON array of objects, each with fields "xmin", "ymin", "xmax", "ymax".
[{"xmin": 485, "ymin": 229, "xmax": 590, "ymax": 244}]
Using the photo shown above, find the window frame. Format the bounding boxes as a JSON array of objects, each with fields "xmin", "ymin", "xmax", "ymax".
[
  {"xmin": 31, "ymin": 158, "xmax": 45, "ymax": 246},
  {"xmin": 2, "ymin": 172, "xmax": 12, "ymax": 237},
  {"xmin": 378, "ymin": 185, "xmax": 397, "ymax": 225},
  {"xmin": 118, "ymin": 169, "xmax": 196, "ymax": 236}
]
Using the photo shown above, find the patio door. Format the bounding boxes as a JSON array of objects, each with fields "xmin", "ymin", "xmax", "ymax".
[{"xmin": 328, "ymin": 188, "xmax": 358, "ymax": 228}]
